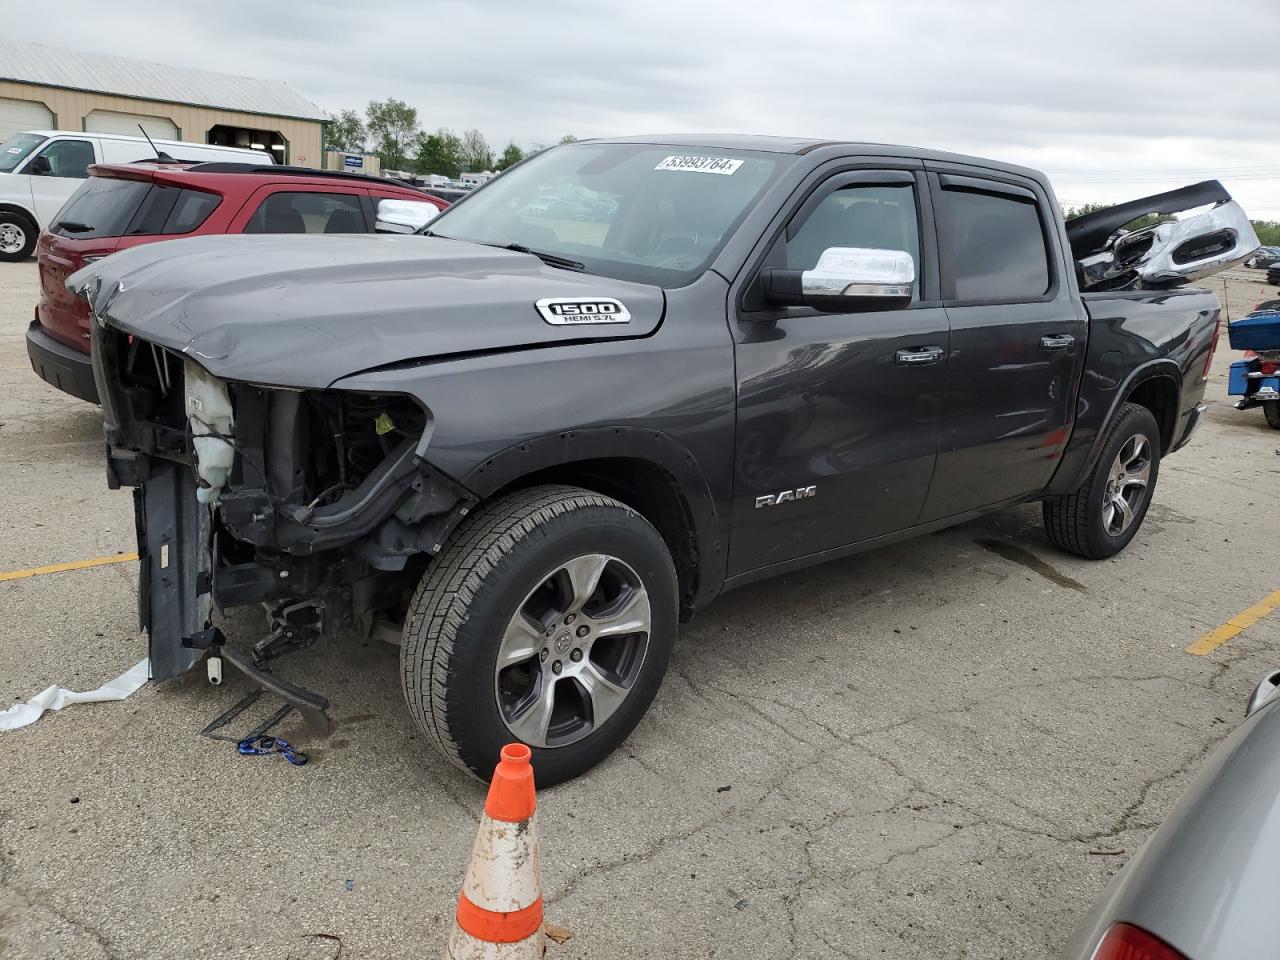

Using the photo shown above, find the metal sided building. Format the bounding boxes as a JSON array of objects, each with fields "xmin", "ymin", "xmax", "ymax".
[{"xmin": 0, "ymin": 39, "xmax": 326, "ymax": 166}]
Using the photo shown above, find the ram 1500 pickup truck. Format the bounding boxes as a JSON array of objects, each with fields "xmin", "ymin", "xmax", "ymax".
[{"xmin": 71, "ymin": 135, "xmax": 1257, "ymax": 784}]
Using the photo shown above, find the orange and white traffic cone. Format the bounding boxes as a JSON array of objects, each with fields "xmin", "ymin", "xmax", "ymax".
[{"xmin": 446, "ymin": 743, "xmax": 545, "ymax": 959}]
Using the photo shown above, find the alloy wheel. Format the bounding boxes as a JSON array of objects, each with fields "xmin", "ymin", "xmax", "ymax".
[
  {"xmin": 1102, "ymin": 434, "xmax": 1152, "ymax": 536},
  {"xmin": 494, "ymin": 553, "xmax": 651, "ymax": 748}
]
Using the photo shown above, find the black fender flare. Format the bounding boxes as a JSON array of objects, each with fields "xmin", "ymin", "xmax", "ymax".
[
  {"xmin": 463, "ymin": 425, "xmax": 725, "ymax": 609},
  {"xmin": 1055, "ymin": 358, "xmax": 1183, "ymax": 494}
]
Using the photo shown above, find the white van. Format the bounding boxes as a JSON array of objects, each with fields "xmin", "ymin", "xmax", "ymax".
[{"xmin": 0, "ymin": 130, "xmax": 271, "ymax": 261}]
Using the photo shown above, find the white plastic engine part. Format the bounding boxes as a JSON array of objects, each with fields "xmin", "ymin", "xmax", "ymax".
[{"xmin": 184, "ymin": 359, "xmax": 236, "ymax": 504}]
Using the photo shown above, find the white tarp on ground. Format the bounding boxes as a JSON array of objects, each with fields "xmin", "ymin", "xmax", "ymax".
[{"xmin": 0, "ymin": 659, "xmax": 149, "ymax": 731}]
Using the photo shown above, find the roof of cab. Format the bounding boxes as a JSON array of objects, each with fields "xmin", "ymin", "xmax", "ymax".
[
  {"xmin": 597, "ymin": 133, "xmax": 831, "ymax": 154},
  {"xmin": 589, "ymin": 133, "xmax": 1047, "ymax": 182}
]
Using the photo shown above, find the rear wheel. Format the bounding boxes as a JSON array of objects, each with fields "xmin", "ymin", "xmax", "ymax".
[
  {"xmin": 0, "ymin": 212, "xmax": 36, "ymax": 262},
  {"xmin": 1265, "ymin": 402, "xmax": 1280, "ymax": 430},
  {"xmin": 1043, "ymin": 402, "xmax": 1161, "ymax": 559},
  {"xmin": 400, "ymin": 485, "xmax": 678, "ymax": 785}
]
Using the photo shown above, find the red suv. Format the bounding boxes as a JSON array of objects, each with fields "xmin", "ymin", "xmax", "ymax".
[{"xmin": 27, "ymin": 162, "xmax": 448, "ymax": 403}]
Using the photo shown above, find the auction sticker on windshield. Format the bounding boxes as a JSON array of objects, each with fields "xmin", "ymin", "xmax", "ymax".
[
  {"xmin": 654, "ymin": 156, "xmax": 743, "ymax": 175},
  {"xmin": 536, "ymin": 298, "xmax": 632, "ymax": 325}
]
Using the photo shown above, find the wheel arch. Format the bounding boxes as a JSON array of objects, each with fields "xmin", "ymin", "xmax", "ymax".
[
  {"xmin": 1122, "ymin": 371, "xmax": 1181, "ymax": 455},
  {"xmin": 1068, "ymin": 359, "xmax": 1182, "ymax": 491},
  {"xmin": 0, "ymin": 203, "xmax": 38, "ymax": 229},
  {"xmin": 462, "ymin": 427, "xmax": 725, "ymax": 619}
]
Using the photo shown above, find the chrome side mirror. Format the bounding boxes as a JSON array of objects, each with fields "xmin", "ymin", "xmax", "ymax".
[
  {"xmin": 1246, "ymin": 670, "xmax": 1280, "ymax": 717},
  {"xmin": 763, "ymin": 247, "xmax": 914, "ymax": 312},
  {"xmin": 375, "ymin": 198, "xmax": 440, "ymax": 234}
]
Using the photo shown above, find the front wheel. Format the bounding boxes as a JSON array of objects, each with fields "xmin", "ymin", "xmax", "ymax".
[
  {"xmin": 1265, "ymin": 402, "xmax": 1280, "ymax": 430},
  {"xmin": 1043, "ymin": 402, "xmax": 1162, "ymax": 559},
  {"xmin": 400, "ymin": 485, "xmax": 678, "ymax": 785},
  {"xmin": 0, "ymin": 212, "xmax": 36, "ymax": 262}
]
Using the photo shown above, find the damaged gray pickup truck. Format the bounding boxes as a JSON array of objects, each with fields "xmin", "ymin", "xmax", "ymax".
[{"xmin": 72, "ymin": 135, "xmax": 1257, "ymax": 784}]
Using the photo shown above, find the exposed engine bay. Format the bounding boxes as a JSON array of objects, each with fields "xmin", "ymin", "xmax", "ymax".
[
  {"xmin": 91, "ymin": 321, "xmax": 474, "ymax": 688},
  {"xmin": 1068, "ymin": 180, "xmax": 1259, "ymax": 292}
]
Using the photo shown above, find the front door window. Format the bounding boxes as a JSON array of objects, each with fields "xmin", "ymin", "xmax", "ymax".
[{"xmin": 34, "ymin": 139, "xmax": 95, "ymax": 179}]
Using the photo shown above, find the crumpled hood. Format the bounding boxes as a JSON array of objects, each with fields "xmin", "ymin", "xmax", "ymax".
[{"xmin": 69, "ymin": 234, "xmax": 665, "ymax": 388}]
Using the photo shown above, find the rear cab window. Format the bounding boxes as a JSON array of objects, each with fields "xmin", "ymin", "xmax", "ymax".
[
  {"xmin": 937, "ymin": 180, "xmax": 1051, "ymax": 301},
  {"xmin": 243, "ymin": 191, "xmax": 368, "ymax": 234}
]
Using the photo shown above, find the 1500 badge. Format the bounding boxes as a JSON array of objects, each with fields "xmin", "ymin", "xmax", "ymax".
[{"xmin": 536, "ymin": 298, "xmax": 632, "ymax": 325}]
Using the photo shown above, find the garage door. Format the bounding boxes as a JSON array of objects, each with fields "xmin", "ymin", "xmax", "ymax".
[
  {"xmin": 0, "ymin": 97, "xmax": 54, "ymax": 142},
  {"xmin": 84, "ymin": 110, "xmax": 178, "ymax": 141}
]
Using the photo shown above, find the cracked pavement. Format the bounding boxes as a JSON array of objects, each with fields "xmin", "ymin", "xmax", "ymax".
[{"xmin": 2, "ymin": 262, "xmax": 1278, "ymax": 959}]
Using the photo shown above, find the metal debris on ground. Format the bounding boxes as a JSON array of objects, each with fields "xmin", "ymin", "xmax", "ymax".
[{"xmin": 200, "ymin": 687, "xmax": 294, "ymax": 743}]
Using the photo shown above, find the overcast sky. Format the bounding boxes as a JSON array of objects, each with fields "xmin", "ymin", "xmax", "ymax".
[{"xmin": 6, "ymin": 0, "xmax": 1280, "ymax": 217}]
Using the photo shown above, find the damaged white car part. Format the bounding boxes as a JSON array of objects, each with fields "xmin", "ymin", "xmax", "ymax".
[
  {"xmin": 184, "ymin": 359, "xmax": 235, "ymax": 505},
  {"xmin": 1068, "ymin": 179, "xmax": 1260, "ymax": 291}
]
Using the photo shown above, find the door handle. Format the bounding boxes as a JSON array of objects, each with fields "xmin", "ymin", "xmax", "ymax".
[
  {"xmin": 895, "ymin": 346, "xmax": 944, "ymax": 366},
  {"xmin": 1041, "ymin": 334, "xmax": 1075, "ymax": 350}
]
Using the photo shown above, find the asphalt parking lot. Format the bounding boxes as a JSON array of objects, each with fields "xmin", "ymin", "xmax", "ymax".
[{"xmin": 1, "ymin": 260, "xmax": 1278, "ymax": 960}]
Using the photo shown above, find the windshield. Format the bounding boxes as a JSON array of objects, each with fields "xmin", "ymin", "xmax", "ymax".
[
  {"xmin": 427, "ymin": 142, "xmax": 788, "ymax": 286},
  {"xmin": 0, "ymin": 133, "xmax": 48, "ymax": 173}
]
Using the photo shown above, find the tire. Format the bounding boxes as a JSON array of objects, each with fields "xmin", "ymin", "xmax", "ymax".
[
  {"xmin": 401, "ymin": 484, "xmax": 678, "ymax": 785},
  {"xmin": 1043, "ymin": 402, "xmax": 1162, "ymax": 559},
  {"xmin": 0, "ymin": 212, "xmax": 37, "ymax": 262},
  {"xmin": 1265, "ymin": 403, "xmax": 1280, "ymax": 430}
]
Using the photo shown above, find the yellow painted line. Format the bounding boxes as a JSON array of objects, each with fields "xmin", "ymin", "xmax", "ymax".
[
  {"xmin": 0, "ymin": 552, "xmax": 139, "ymax": 583},
  {"xmin": 1186, "ymin": 587, "xmax": 1280, "ymax": 656}
]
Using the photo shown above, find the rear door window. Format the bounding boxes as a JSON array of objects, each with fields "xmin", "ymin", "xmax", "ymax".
[
  {"xmin": 938, "ymin": 184, "xmax": 1050, "ymax": 300},
  {"xmin": 34, "ymin": 139, "xmax": 96, "ymax": 179},
  {"xmin": 49, "ymin": 177, "xmax": 153, "ymax": 239},
  {"xmin": 163, "ymin": 190, "xmax": 220, "ymax": 233},
  {"xmin": 243, "ymin": 191, "xmax": 368, "ymax": 234},
  {"xmin": 124, "ymin": 186, "xmax": 221, "ymax": 236}
]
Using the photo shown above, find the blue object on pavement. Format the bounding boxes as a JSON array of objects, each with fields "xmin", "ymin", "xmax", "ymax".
[{"xmin": 236, "ymin": 734, "xmax": 308, "ymax": 765}]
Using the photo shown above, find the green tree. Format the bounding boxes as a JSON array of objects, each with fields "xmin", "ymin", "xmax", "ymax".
[
  {"xmin": 1062, "ymin": 202, "xmax": 1171, "ymax": 233},
  {"xmin": 325, "ymin": 109, "xmax": 366, "ymax": 154},
  {"xmin": 495, "ymin": 142, "xmax": 525, "ymax": 171},
  {"xmin": 1253, "ymin": 221, "xmax": 1280, "ymax": 246},
  {"xmin": 365, "ymin": 98, "xmax": 419, "ymax": 170},
  {"xmin": 559, "ymin": 134, "xmax": 578, "ymax": 144},
  {"xmin": 461, "ymin": 128, "xmax": 493, "ymax": 172},
  {"xmin": 412, "ymin": 128, "xmax": 464, "ymax": 179}
]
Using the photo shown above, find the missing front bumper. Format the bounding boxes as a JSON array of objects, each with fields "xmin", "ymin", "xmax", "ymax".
[{"xmin": 135, "ymin": 461, "xmax": 213, "ymax": 681}]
